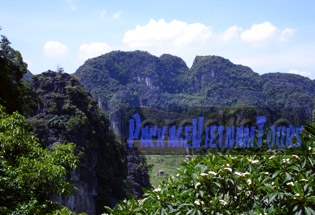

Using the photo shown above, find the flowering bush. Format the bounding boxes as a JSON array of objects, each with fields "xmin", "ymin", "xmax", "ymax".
[{"xmin": 105, "ymin": 124, "xmax": 315, "ymax": 214}]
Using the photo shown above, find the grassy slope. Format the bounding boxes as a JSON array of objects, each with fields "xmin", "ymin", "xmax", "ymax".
[{"xmin": 145, "ymin": 155, "xmax": 186, "ymax": 187}]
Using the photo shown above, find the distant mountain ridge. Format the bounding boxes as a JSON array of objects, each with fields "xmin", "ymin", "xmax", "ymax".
[{"xmin": 74, "ymin": 50, "xmax": 315, "ymax": 113}]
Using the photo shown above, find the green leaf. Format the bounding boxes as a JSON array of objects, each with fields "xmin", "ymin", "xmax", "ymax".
[
  {"xmin": 304, "ymin": 206, "xmax": 315, "ymax": 215},
  {"xmin": 288, "ymin": 165, "xmax": 300, "ymax": 172},
  {"xmin": 294, "ymin": 181, "xmax": 303, "ymax": 194},
  {"xmin": 272, "ymin": 170, "xmax": 281, "ymax": 179},
  {"xmin": 284, "ymin": 172, "xmax": 292, "ymax": 182},
  {"xmin": 268, "ymin": 192, "xmax": 277, "ymax": 203}
]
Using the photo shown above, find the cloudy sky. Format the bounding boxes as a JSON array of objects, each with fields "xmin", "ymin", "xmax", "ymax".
[{"xmin": 1, "ymin": 0, "xmax": 314, "ymax": 79}]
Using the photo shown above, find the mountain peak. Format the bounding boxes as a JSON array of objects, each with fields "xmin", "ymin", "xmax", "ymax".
[{"xmin": 75, "ymin": 50, "xmax": 315, "ymax": 109}]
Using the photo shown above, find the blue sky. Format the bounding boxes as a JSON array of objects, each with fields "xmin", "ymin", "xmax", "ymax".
[{"xmin": 1, "ymin": 0, "xmax": 315, "ymax": 79}]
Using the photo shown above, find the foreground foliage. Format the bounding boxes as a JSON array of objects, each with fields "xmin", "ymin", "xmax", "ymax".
[
  {"xmin": 0, "ymin": 106, "xmax": 80, "ymax": 214},
  {"xmin": 106, "ymin": 125, "xmax": 315, "ymax": 214}
]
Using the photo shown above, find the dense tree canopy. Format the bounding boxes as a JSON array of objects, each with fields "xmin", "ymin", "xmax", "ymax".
[{"xmin": 0, "ymin": 105, "xmax": 80, "ymax": 214}]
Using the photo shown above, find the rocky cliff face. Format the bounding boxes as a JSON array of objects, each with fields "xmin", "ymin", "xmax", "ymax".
[
  {"xmin": 27, "ymin": 71, "xmax": 150, "ymax": 215},
  {"xmin": 126, "ymin": 148, "xmax": 151, "ymax": 198}
]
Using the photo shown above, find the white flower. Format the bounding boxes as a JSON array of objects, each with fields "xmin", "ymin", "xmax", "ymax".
[
  {"xmin": 248, "ymin": 159, "xmax": 259, "ymax": 164},
  {"xmin": 264, "ymin": 172, "xmax": 269, "ymax": 175},
  {"xmin": 226, "ymin": 163, "xmax": 230, "ymax": 167},
  {"xmin": 281, "ymin": 158, "xmax": 290, "ymax": 164},
  {"xmin": 224, "ymin": 167, "xmax": 232, "ymax": 172},
  {"xmin": 300, "ymin": 179, "xmax": 308, "ymax": 182},
  {"xmin": 243, "ymin": 172, "xmax": 250, "ymax": 176},
  {"xmin": 153, "ymin": 187, "xmax": 161, "ymax": 192},
  {"xmin": 292, "ymin": 155, "xmax": 299, "ymax": 159},
  {"xmin": 309, "ymin": 146, "xmax": 312, "ymax": 151},
  {"xmin": 194, "ymin": 199, "xmax": 201, "ymax": 205},
  {"xmin": 269, "ymin": 155, "xmax": 276, "ymax": 160},
  {"xmin": 219, "ymin": 199, "xmax": 227, "ymax": 205},
  {"xmin": 195, "ymin": 182, "xmax": 201, "ymax": 189},
  {"xmin": 200, "ymin": 173, "xmax": 208, "ymax": 176},
  {"xmin": 286, "ymin": 182, "xmax": 294, "ymax": 186},
  {"xmin": 247, "ymin": 179, "xmax": 252, "ymax": 185},
  {"xmin": 295, "ymin": 193, "xmax": 300, "ymax": 197},
  {"xmin": 208, "ymin": 171, "xmax": 217, "ymax": 176},
  {"xmin": 234, "ymin": 171, "xmax": 243, "ymax": 177}
]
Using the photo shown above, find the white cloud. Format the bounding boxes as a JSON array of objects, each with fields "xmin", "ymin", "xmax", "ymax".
[
  {"xmin": 217, "ymin": 25, "xmax": 242, "ymax": 42},
  {"xmin": 98, "ymin": 10, "xmax": 107, "ymax": 18},
  {"xmin": 288, "ymin": 69, "xmax": 311, "ymax": 77},
  {"xmin": 113, "ymin": 12, "xmax": 121, "ymax": 19},
  {"xmin": 241, "ymin": 22, "xmax": 277, "ymax": 47},
  {"xmin": 123, "ymin": 19, "xmax": 212, "ymax": 48},
  {"xmin": 43, "ymin": 41, "xmax": 69, "ymax": 58},
  {"xmin": 279, "ymin": 28, "xmax": 296, "ymax": 41},
  {"xmin": 79, "ymin": 42, "xmax": 112, "ymax": 60}
]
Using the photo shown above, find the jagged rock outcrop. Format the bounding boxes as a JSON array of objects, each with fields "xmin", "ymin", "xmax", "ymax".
[{"xmin": 27, "ymin": 71, "xmax": 150, "ymax": 215}]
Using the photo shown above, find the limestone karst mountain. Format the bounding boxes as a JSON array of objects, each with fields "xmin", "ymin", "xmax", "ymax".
[
  {"xmin": 75, "ymin": 51, "xmax": 315, "ymax": 111},
  {"xmin": 27, "ymin": 71, "xmax": 150, "ymax": 215}
]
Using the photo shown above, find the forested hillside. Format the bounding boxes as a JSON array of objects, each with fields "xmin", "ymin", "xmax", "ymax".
[{"xmin": 75, "ymin": 51, "xmax": 315, "ymax": 112}]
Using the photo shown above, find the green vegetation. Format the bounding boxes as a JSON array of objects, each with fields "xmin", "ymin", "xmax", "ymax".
[
  {"xmin": 2, "ymin": 27, "xmax": 315, "ymax": 214},
  {"xmin": 106, "ymin": 124, "xmax": 315, "ymax": 214},
  {"xmin": 146, "ymin": 155, "xmax": 184, "ymax": 187},
  {"xmin": 75, "ymin": 51, "xmax": 315, "ymax": 112},
  {"xmin": 0, "ymin": 105, "xmax": 81, "ymax": 214},
  {"xmin": 29, "ymin": 71, "xmax": 130, "ymax": 214},
  {"xmin": 1, "ymin": 29, "xmax": 132, "ymax": 214},
  {"xmin": 0, "ymin": 28, "xmax": 37, "ymax": 115}
]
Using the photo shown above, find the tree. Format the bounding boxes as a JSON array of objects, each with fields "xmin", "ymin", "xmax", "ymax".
[
  {"xmin": 0, "ymin": 28, "xmax": 36, "ymax": 115},
  {"xmin": 0, "ymin": 105, "xmax": 81, "ymax": 214}
]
